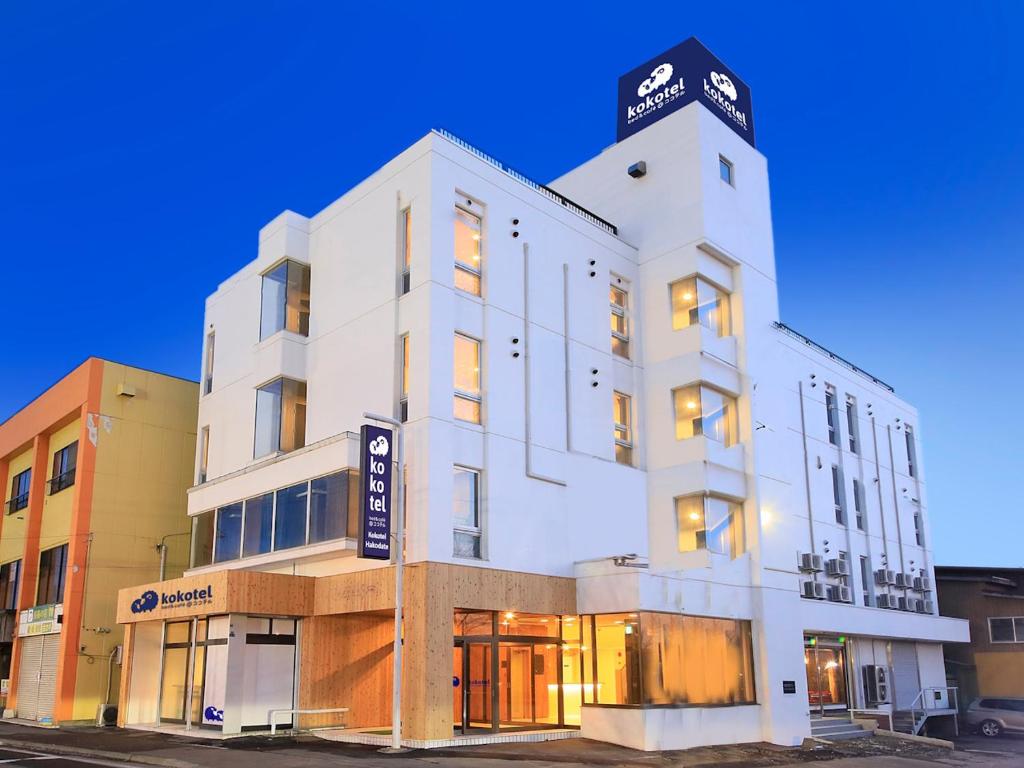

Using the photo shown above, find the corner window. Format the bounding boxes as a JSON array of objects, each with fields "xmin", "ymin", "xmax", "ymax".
[
  {"xmin": 852, "ymin": 478, "xmax": 864, "ymax": 530},
  {"xmin": 676, "ymin": 494, "xmax": 745, "ymax": 558},
  {"xmin": 989, "ymin": 617, "xmax": 1024, "ymax": 643},
  {"xmin": 254, "ymin": 378, "xmax": 307, "ymax": 458},
  {"xmin": 400, "ymin": 207, "xmax": 412, "ymax": 295},
  {"xmin": 259, "ymin": 260, "xmax": 310, "ymax": 340},
  {"xmin": 719, "ymin": 155, "xmax": 734, "ymax": 186},
  {"xmin": 191, "ymin": 510, "xmax": 215, "ymax": 567},
  {"xmin": 613, "ymin": 392, "xmax": 633, "ymax": 465},
  {"xmin": 825, "ymin": 385, "xmax": 839, "ymax": 446},
  {"xmin": 198, "ymin": 426, "xmax": 210, "ymax": 484},
  {"xmin": 673, "ymin": 384, "xmax": 738, "ymax": 447},
  {"xmin": 36, "ymin": 543, "xmax": 68, "ymax": 605},
  {"xmin": 905, "ymin": 425, "xmax": 917, "ymax": 478},
  {"xmin": 453, "ymin": 466, "xmax": 481, "ymax": 558},
  {"xmin": 399, "ymin": 334, "xmax": 409, "ymax": 423},
  {"xmin": 454, "ymin": 334, "xmax": 481, "ymax": 424},
  {"xmin": 454, "ymin": 206, "xmax": 482, "ymax": 296},
  {"xmin": 846, "ymin": 397, "xmax": 859, "ymax": 454},
  {"xmin": 832, "ymin": 465, "xmax": 845, "ymax": 525},
  {"xmin": 609, "ymin": 283, "xmax": 630, "ymax": 358},
  {"xmin": 203, "ymin": 331, "xmax": 215, "ymax": 395},
  {"xmin": 6, "ymin": 469, "xmax": 30, "ymax": 514},
  {"xmin": 671, "ymin": 276, "xmax": 731, "ymax": 337},
  {"xmin": 48, "ymin": 442, "xmax": 78, "ymax": 495}
]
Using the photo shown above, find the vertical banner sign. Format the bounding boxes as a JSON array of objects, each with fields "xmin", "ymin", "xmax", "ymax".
[
  {"xmin": 358, "ymin": 424, "xmax": 393, "ymax": 559},
  {"xmin": 616, "ymin": 37, "xmax": 755, "ymax": 147}
]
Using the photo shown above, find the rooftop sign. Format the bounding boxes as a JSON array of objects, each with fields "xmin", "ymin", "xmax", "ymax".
[{"xmin": 617, "ymin": 37, "xmax": 755, "ymax": 147}]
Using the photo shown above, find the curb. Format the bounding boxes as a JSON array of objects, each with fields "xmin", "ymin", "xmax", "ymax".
[
  {"xmin": 0, "ymin": 737, "xmax": 197, "ymax": 768},
  {"xmin": 874, "ymin": 729, "xmax": 955, "ymax": 749}
]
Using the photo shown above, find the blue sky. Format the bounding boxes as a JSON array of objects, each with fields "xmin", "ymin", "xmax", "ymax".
[{"xmin": 2, "ymin": 2, "xmax": 1021, "ymax": 566}]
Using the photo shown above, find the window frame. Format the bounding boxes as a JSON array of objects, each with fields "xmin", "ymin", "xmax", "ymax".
[
  {"xmin": 669, "ymin": 274, "xmax": 732, "ymax": 337},
  {"xmin": 203, "ymin": 330, "xmax": 215, "ymax": 395},
  {"xmin": 453, "ymin": 333, "xmax": 482, "ymax": 424},
  {"xmin": 989, "ymin": 617, "xmax": 1024, "ymax": 644},
  {"xmin": 453, "ymin": 204, "xmax": 483, "ymax": 296},
  {"xmin": 198, "ymin": 426, "xmax": 210, "ymax": 484},
  {"xmin": 719, "ymin": 155, "xmax": 734, "ymax": 186},
  {"xmin": 613, "ymin": 391, "xmax": 634, "ymax": 466},
  {"xmin": 36, "ymin": 542, "xmax": 69, "ymax": 605},
  {"xmin": 452, "ymin": 465, "xmax": 482, "ymax": 559},
  {"xmin": 675, "ymin": 493, "xmax": 746, "ymax": 559},
  {"xmin": 905, "ymin": 424, "xmax": 917, "ymax": 478},
  {"xmin": 399, "ymin": 334, "xmax": 409, "ymax": 423},
  {"xmin": 832, "ymin": 465, "xmax": 846, "ymax": 525},
  {"xmin": 6, "ymin": 469, "xmax": 31, "ymax": 513},
  {"xmin": 258, "ymin": 259, "xmax": 311, "ymax": 341},
  {"xmin": 48, "ymin": 442, "xmax": 78, "ymax": 495},
  {"xmin": 672, "ymin": 383, "xmax": 740, "ymax": 447},
  {"xmin": 609, "ymin": 281, "xmax": 630, "ymax": 358},
  {"xmin": 825, "ymin": 385, "xmax": 839, "ymax": 446},
  {"xmin": 400, "ymin": 206, "xmax": 412, "ymax": 295},
  {"xmin": 846, "ymin": 396, "xmax": 859, "ymax": 454},
  {"xmin": 253, "ymin": 376, "xmax": 307, "ymax": 459},
  {"xmin": 852, "ymin": 477, "xmax": 864, "ymax": 530}
]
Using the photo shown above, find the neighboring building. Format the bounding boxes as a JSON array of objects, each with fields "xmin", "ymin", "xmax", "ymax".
[
  {"xmin": 936, "ymin": 566, "xmax": 1024, "ymax": 704},
  {"xmin": 0, "ymin": 358, "xmax": 197, "ymax": 725},
  {"xmin": 115, "ymin": 38, "xmax": 967, "ymax": 749}
]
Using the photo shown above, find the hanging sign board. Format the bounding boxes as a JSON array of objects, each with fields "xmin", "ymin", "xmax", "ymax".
[{"xmin": 358, "ymin": 424, "xmax": 393, "ymax": 559}]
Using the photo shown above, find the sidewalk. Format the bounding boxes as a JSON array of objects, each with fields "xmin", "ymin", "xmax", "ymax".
[{"xmin": 0, "ymin": 722, "xmax": 1018, "ymax": 768}]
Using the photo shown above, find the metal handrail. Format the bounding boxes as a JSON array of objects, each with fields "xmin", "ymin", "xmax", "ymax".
[
  {"xmin": 773, "ymin": 321, "xmax": 895, "ymax": 392},
  {"xmin": 4, "ymin": 494, "xmax": 28, "ymax": 514},
  {"xmin": 433, "ymin": 128, "xmax": 619, "ymax": 236},
  {"xmin": 269, "ymin": 706, "xmax": 349, "ymax": 735},
  {"xmin": 907, "ymin": 686, "xmax": 959, "ymax": 736},
  {"xmin": 47, "ymin": 469, "xmax": 76, "ymax": 495}
]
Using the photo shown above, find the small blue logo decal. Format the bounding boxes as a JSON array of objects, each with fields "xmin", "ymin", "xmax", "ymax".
[
  {"xmin": 130, "ymin": 590, "xmax": 159, "ymax": 614},
  {"xmin": 204, "ymin": 706, "xmax": 224, "ymax": 722}
]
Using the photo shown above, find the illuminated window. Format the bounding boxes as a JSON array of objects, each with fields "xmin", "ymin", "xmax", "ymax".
[
  {"xmin": 399, "ymin": 334, "xmax": 409, "ymax": 423},
  {"xmin": 610, "ymin": 283, "xmax": 630, "ymax": 358},
  {"xmin": 453, "ymin": 466, "xmax": 481, "ymax": 558},
  {"xmin": 198, "ymin": 426, "xmax": 210, "ymax": 484},
  {"xmin": 454, "ymin": 334, "xmax": 481, "ymax": 424},
  {"xmin": 613, "ymin": 392, "xmax": 633, "ymax": 465},
  {"xmin": 260, "ymin": 260, "xmax": 310, "ymax": 340},
  {"xmin": 676, "ymin": 494, "xmax": 745, "ymax": 558},
  {"xmin": 400, "ymin": 207, "xmax": 411, "ymax": 295},
  {"xmin": 719, "ymin": 155, "xmax": 734, "ymax": 186},
  {"xmin": 673, "ymin": 385, "xmax": 738, "ymax": 446},
  {"xmin": 671, "ymin": 277, "xmax": 731, "ymax": 336},
  {"xmin": 454, "ymin": 206, "xmax": 482, "ymax": 295},
  {"xmin": 254, "ymin": 378, "xmax": 307, "ymax": 458}
]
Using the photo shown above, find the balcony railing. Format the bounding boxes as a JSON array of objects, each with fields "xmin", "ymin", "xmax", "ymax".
[
  {"xmin": 773, "ymin": 321, "xmax": 895, "ymax": 393},
  {"xmin": 47, "ymin": 469, "xmax": 76, "ymax": 495},
  {"xmin": 4, "ymin": 493, "xmax": 28, "ymax": 514}
]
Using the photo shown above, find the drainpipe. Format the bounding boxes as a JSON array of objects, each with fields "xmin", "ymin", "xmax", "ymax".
[
  {"xmin": 797, "ymin": 381, "xmax": 817, "ymax": 572},
  {"xmin": 156, "ymin": 532, "xmax": 191, "ymax": 581}
]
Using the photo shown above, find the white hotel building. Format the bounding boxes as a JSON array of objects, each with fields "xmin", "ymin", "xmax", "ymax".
[{"xmin": 116, "ymin": 39, "xmax": 968, "ymax": 750}]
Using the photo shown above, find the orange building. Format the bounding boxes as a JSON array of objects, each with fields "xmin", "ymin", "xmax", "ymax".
[{"xmin": 0, "ymin": 358, "xmax": 197, "ymax": 725}]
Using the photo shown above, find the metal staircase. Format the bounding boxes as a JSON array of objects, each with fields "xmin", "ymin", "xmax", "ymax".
[{"xmin": 894, "ymin": 687, "xmax": 960, "ymax": 737}]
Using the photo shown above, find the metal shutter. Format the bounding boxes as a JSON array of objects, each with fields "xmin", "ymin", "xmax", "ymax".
[
  {"xmin": 15, "ymin": 635, "xmax": 42, "ymax": 721},
  {"xmin": 36, "ymin": 634, "xmax": 60, "ymax": 722},
  {"xmin": 891, "ymin": 642, "xmax": 921, "ymax": 710}
]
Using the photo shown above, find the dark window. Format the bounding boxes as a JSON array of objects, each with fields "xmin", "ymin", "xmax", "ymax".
[
  {"xmin": 832, "ymin": 466, "xmax": 845, "ymax": 525},
  {"xmin": 825, "ymin": 387, "xmax": 839, "ymax": 446},
  {"xmin": 273, "ymin": 482, "xmax": 308, "ymax": 551},
  {"xmin": 49, "ymin": 442, "xmax": 78, "ymax": 495},
  {"xmin": 989, "ymin": 618, "xmax": 1016, "ymax": 643},
  {"xmin": 0, "ymin": 560, "xmax": 20, "ymax": 611},
  {"xmin": 242, "ymin": 493, "xmax": 274, "ymax": 558},
  {"xmin": 309, "ymin": 471, "xmax": 357, "ymax": 544},
  {"xmin": 36, "ymin": 544, "xmax": 68, "ymax": 605},
  {"xmin": 191, "ymin": 511, "xmax": 215, "ymax": 567},
  {"xmin": 213, "ymin": 502, "xmax": 243, "ymax": 563},
  {"xmin": 6, "ymin": 470, "xmax": 31, "ymax": 513}
]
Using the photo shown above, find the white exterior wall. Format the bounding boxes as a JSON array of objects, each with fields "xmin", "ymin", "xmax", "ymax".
[{"xmin": 187, "ymin": 100, "xmax": 968, "ymax": 748}]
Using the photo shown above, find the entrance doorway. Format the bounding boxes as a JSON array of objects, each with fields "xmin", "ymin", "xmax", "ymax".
[
  {"xmin": 453, "ymin": 611, "xmax": 572, "ymax": 734},
  {"xmin": 159, "ymin": 618, "xmax": 227, "ymax": 727},
  {"xmin": 15, "ymin": 633, "xmax": 60, "ymax": 722},
  {"xmin": 804, "ymin": 636, "xmax": 849, "ymax": 715}
]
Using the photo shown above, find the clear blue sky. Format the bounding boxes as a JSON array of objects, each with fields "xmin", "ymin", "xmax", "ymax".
[{"xmin": 2, "ymin": 2, "xmax": 1021, "ymax": 566}]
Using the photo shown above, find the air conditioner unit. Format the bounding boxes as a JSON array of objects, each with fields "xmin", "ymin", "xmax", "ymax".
[
  {"xmin": 895, "ymin": 572, "xmax": 912, "ymax": 589},
  {"xmin": 876, "ymin": 593, "xmax": 896, "ymax": 609},
  {"xmin": 875, "ymin": 568, "xmax": 897, "ymax": 586},
  {"xmin": 828, "ymin": 585, "xmax": 853, "ymax": 603},
  {"xmin": 919, "ymin": 600, "xmax": 934, "ymax": 614},
  {"xmin": 913, "ymin": 576, "xmax": 932, "ymax": 592},
  {"xmin": 898, "ymin": 596, "xmax": 918, "ymax": 611},
  {"xmin": 863, "ymin": 664, "xmax": 890, "ymax": 705},
  {"xmin": 802, "ymin": 581, "xmax": 827, "ymax": 600},
  {"xmin": 799, "ymin": 552, "xmax": 824, "ymax": 572},
  {"xmin": 825, "ymin": 558, "xmax": 850, "ymax": 577}
]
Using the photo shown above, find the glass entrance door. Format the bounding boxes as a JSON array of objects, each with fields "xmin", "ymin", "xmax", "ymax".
[
  {"xmin": 463, "ymin": 642, "xmax": 492, "ymax": 731},
  {"xmin": 804, "ymin": 639, "xmax": 849, "ymax": 715}
]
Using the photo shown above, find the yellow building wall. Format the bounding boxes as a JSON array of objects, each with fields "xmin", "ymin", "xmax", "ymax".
[
  {"xmin": 37, "ymin": 419, "xmax": 80, "ymax": 561},
  {"xmin": 976, "ymin": 651, "xmax": 1024, "ymax": 698},
  {"xmin": 1, "ymin": 449, "xmax": 33, "ymax": 567},
  {"xmin": 70, "ymin": 362, "xmax": 197, "ymax": 722}
]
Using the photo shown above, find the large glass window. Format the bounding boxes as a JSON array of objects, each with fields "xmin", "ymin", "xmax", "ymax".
[
  {"xmin": 670, "ymin": 277, "xmax": 731, "ymax": 337},
  {"xmin": 254, "ymin": 378, "xmax": 307, "ymax": 458},
  {"xmin": 454, "ymin": 334, "xmax": 481, "ymax": 424},
  {"xmin": 613, "ymin": 392, "xmax": 633, "ymax": 465},
  {"xmin": 6, "ymin": 469, "xmax": 31, "ymax": 513},
  {"xmin": 49, "ymin": 442, "xmax": 77, "ymax": 495},
  {"xmin": 242, "ymin": 492, "xmax": 273, "ymax": 557},
  {"xmin": 191, "ymin": 511, "xmax": 215, "ymax": 567},
  {"xmin": 309, "ymin": 471, "xmax": 357, "ymax": 544},
  {"xmin": 36, "ymin": 543, "xmax": 68, "ymax": 605},
  {"xmin": 260, "ymin": 260, "xmax": 310, "ymax": 340},
  {"xmin": 453, "ymin": 466, "xmax": 481, "ymax": 558},
  {"xmin": 676, "ymin": 495, "xmax": 745, "ymax": 558},
  {"xmin": 591, "ymin": 612, "xmax": 755, "ymax": 707},
  {"xmin": 213, "ymin": 502, "xmax": 242, "ymax": 563},
  {"xmin": 454, "ymin": 206, "xmax": 482, "ymax": 295},
  {"xmin": 274, "ymin": 482, "xmax": 308, "ymax": 551},
  {"xmin": 609, "ymin": 284, "xmax": 630, "ymax": 358},
  {"xmin": 673, "ymin": 385, "xmax": 738, "ymax": 447}
]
